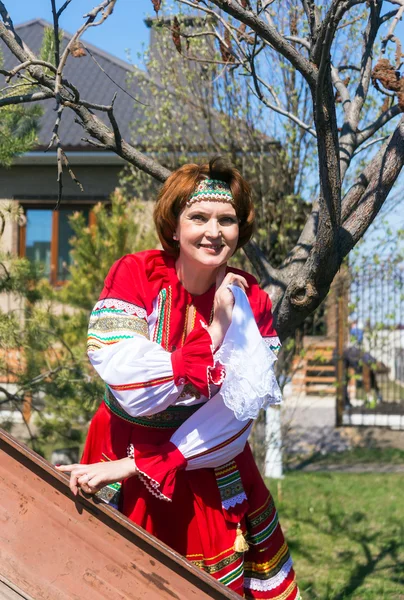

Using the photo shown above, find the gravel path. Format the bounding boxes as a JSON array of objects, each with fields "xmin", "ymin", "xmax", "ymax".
[{"xmin": 279, "ymin": 390, "xmax": 404, "ymax": 471}]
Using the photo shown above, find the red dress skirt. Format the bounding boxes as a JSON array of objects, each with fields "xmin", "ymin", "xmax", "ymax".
[{"xmin": 82, "ymin": 395, "xmax": 300, "ymax": 599}]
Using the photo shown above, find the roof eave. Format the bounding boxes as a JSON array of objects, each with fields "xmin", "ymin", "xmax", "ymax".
[{"xmin": 11, "ymin": 151, "xmax": 126, "ymax": 167}]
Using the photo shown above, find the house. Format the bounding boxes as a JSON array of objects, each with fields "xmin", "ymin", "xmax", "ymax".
[{"xmin": 0, "ymin": 18, "xmax": 151, "ymax": 285}]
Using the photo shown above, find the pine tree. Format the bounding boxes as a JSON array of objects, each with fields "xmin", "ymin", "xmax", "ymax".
[{"xmin": 0, "ymin": 191, "xmax": 157, "ymax": 457}]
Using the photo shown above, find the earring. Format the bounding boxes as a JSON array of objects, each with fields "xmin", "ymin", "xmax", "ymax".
[{"xmin": 173, "ymin": 234, "xmax": 178, "ymax": 240}]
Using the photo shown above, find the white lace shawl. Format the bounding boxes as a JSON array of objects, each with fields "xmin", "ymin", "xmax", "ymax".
[{"xmin": 215, "ymin": 284, "xmax": 282, "ymax": 421}]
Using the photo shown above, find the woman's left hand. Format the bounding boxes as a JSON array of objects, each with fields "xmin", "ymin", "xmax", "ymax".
[
  {"xmin": 208, "ymin": 265, "xmax": 248, "ymax": 349},
  {"xmin": 56, "ymin": 457, "xmax": 138, "ymax": 496}
]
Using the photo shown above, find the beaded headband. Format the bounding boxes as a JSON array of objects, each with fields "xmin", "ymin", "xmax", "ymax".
[{"xmin": 187, "ymin": 178, "xmax": 235, "ymax": 207}]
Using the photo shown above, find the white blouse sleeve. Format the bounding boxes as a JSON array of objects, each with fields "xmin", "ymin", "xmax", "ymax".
[
  {"xmin": 88, "ymin": 299, "xmax": 180, "ymax": 416},
  {"xmin": 88, "ymin": 298, "xmax": 216, "ymax": 417}
]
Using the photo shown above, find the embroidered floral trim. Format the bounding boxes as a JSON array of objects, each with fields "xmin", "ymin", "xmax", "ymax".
[
  {"xmin": 95, "ymin": 482, "xmax": 121, "ymax": 509},
  {"xmin": 244, "ymin": 556, "xmax": 293, "ymax": 591},
  {"xmin": 263, "ymin": 336, "xmax": 282, "ymax": 356},
  {"xmin": 222, "ymin": 492, "xmax": 248, "ymax": 510},
  {"xmin": 214, "ymin": 460, "xmax": 248, "ymax": 513},
  {"xmin": 93, "ymin": 298, "xmax": 147, "ymax": 319}
]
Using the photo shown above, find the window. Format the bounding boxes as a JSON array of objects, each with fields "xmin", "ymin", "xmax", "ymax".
[
  {"xmin": 25, "ymin": 209, "xmax": 52, "ymax": 278},
  {"xmin": 19, "ymin": 205, "xmax": 94, "ymax": 285}
]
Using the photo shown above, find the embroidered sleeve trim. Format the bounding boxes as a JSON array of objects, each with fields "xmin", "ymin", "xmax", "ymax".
[
  {"xmin": 208, "ymin": 362, "xmax": 226, "ymax": 386},
  {"xmin": 137, "ymin": 470, "xmax": 172, "ymax": 502},
  {"xmin": 109, "ymin": 375, "xmax": 174, "ymax": 391},
  {"xmin": 93, "ymin": 298, "xmax": 147, "ymax": 319},
  {"xmin": 200, "ymin": 319, "xmax": 227, "ymax": 395},
  {"xmin": 188, "ymin": 419, "xmax": 252, "ymax": 461},
  {"xmin": 127, "ymin": 443, "xmax": 171, "ymax": 502}
]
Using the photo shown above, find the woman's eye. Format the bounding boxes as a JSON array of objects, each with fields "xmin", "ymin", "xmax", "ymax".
[
  {"xmin": 190, "ymin": 214, "xmax": 206, "ymax": 222},
  {"xmin": 220, "ymin": 217, "xmax": 238, "ymax": 225}
]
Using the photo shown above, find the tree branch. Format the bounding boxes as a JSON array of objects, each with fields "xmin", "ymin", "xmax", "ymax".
[
  {"xmin": 331, "ymin": 64, "xmax": 351, "ymax": 116},
  {"xmin": 381, "ymin": 1, "xmax": 404, "ymax": 52},
  {"xmin": 284, "ymin": 35, "xmax": 311, "ymax": 51},
  {"xmin": 0, "ymin": 90, "xmax": 54, "ymax": 106},
  {"xmin": 46, "ymin": 104, "xmax": 64, "ymax": 150},
  {"xmin": 50, "ymin": 0, "xmax": 61, "ymax": 67},
  {"xmin": 248, "ymin": 68, "xmax": 317, "ymax": 137},
  {"xmin": 0, "ymin": 1, "xmax": 32, "ymax": 56},
  {"xmin": 204, "ymin": 0, "xmax": 318, "ymax": 87},
  {"xmin": 299, "ymin": 0, "xmax": 319, "ymax": 37},
  {"xmin": 350, "ymin": 1, "xmax": 382, "ymax": 126},
  {"xmin": 340, "ymin": 116, "xmax": 404, "ymax": 251},
  {"xmin": 379, "ymin": 9, "xmax": 399, "ymax": 26},
  {"xmin": 353, "ymin": 134, "xmax": 390, "ymax": 156},
  {"xmin": 66, "ymin": 100, "xmax": 172, "ymax": 181},
  {"xmin": 357, "ymin": 104, "xmax": 402, "ymax": 145},
  {"xmin": 57, "ymin": 0, "xmax": 73, "ymax": 18},
  {"xmin": 243, "ymin": 239, "xmax": 286, "ymax": 288},
  {"xmin": 273, "ymin": 117, "xmax": 403, "ymax": 339},
  {"xmin": 2, "ymin": 59, "xmax": 57, "ymax": 81},
  {"xmin": 82, "ymin": 42, "xmax": 148, "ymax": 106},
  {"xmin": 0, "ymin": 8, "xmax": 170, "ymax": 183},
  {"xmin": 107, "ymin": 92, "xmax": 122, "ymax": 153},
  {"xmin": 54, "ymin": 0, "xmax": 117, "ymax": 104}
]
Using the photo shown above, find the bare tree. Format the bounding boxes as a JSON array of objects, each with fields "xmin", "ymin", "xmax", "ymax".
[{"xmin": 0, "ymin": 0, "xmax": 403, "ymax": 340}]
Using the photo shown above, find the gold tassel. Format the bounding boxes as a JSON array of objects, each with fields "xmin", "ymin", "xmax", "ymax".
[{"xmin": 233, "ymin": 523, "xmax": 249, "ymax": 553}]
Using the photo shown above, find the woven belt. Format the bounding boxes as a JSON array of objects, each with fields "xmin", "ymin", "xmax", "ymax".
[{"xmin": 104, "ymin": 387, "xmax": 203, "ymax": 429}]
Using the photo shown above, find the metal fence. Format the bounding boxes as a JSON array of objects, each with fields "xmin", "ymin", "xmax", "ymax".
[{"xmin": 338, "ymin": 261, "xmax": 404, "ymax": 429}]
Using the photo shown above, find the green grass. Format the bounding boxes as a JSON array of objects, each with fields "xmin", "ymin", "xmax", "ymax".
[
  {"xmin": 290, "ymin": 447, "xmax": 404, "ymax": 468},
  {"xmin": 267, "ymin": 473, "xmax": 404, "ymax": 599}
]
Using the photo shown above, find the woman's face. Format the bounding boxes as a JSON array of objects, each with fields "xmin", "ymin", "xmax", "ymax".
[{"xmin": 175, "ymin": 201, "xmax": 239, "ymax": 270}]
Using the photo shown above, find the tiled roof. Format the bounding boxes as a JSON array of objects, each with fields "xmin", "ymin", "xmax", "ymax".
[
  {"xmin": 1, "ymin": 18, "xmax": 277, "ymax": 153},
  {"xmin": 0, "ymin": 19, "xmax": 148, "ymax": 149}
]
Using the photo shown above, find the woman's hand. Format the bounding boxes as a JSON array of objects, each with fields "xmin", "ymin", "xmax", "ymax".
[
  {"xmin": 56, "ymin": 457, "xmax": 138, "ymax": 496},
  {"xmin": 208, "ymin": 265, "xmax": 248, "ymax": 350}
]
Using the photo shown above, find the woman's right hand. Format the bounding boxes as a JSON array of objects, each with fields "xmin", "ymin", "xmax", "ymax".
[
  {"xmin": 208, "ymin": 265, "xmax": 248, "ymax": 350},
  {"xmin": 56, "ymin": 457, "xmax": 138, "ymax": 496}
]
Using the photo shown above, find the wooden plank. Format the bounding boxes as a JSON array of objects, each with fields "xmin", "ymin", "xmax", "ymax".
[
  {"xmin": 0, "ymin": 429, "xmax": 238, "ymax": 600},
  {"xmin": 305, "ymin": 353, "xmax": 334, "ymax": 360},
  {"xmin": 305, "ymin": 376, "xmax": 336, "ymax": 383},
  {"xmin": 306, "ymin": 386, "xmax": 336, "ymax": 394},
  {"xmin": 0, "ymin": 575, "xmax": 35, "ymax": 600},
  {"xmin": 305, "ymin": 365, "xmax": 335, "ymax": 372}
]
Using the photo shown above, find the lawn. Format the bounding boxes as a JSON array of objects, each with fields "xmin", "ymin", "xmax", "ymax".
[
  {"xmin": 290, "ymin": 447, "xmax": 404, "ymax": 469},
  {"xmin": 268, "ymin": 472, "xmax": 404, "ymax": 599}
]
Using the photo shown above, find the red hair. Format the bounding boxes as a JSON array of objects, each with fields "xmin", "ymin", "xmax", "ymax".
[{"xmin": 153, "ymin": 157, "xmax": 255, "ymax": 255}]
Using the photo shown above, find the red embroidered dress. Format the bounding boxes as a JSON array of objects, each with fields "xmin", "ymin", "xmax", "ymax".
[{"xmin": 83, "ymin": 250, "xmax": 300, "ymax": 599}]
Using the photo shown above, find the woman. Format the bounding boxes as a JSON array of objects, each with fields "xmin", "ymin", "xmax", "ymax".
[{"xmin": 58, "ymin": 158, "xmax": 300, "ymax": 599}]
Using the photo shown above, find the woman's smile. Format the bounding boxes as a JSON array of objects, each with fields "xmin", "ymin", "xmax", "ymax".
[
  {"xmin": 175, "ymin": 200, "xmax": 239, "ymax": 270},
  {"xmin": 198, "ymin": 242, "xmax": 225, "ymax": 252}
]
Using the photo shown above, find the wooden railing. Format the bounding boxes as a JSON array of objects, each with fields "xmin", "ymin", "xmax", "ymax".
[{"xmin": 0, "ymin": 429, "xmax": 238, "ymax": 600}]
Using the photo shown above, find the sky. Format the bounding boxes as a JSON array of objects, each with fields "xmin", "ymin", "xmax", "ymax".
[
  {"xmin": 8, "ymin": 0, "xmax": 155, "ymax": 65},
  {"xmin": 8, "ymin": 1, "xmax": 404, "ymax": 65}
]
